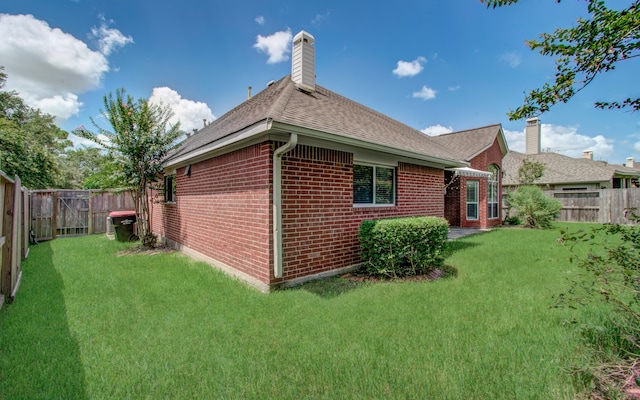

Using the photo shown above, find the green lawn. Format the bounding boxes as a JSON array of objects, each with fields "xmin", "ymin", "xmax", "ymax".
[{"xmin": 0, "ymin": 225, "xmax": 599, "ymax": 399}]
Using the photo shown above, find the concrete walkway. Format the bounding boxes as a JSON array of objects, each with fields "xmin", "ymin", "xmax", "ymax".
[{"xmin": 448, "ymin": 227, "xmax": 491, "ymax": 240}]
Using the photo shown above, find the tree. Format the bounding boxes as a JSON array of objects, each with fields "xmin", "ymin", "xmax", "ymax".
[
  {"xmin": 506, "ymin": 185, "xmax": 562, "ymax": 228},
  {"xmin": 0, "ymin": 66, "xmax": 71, "ymax": 188},
  {"xmin": 483, "ymin": 0, "xmax": 640, "ymax": 120},
  {"xmin": 517, "ymin": 159, "xmax": 546, "ymax": 185},
  {"xmin": 74, "ymin": 89, "xmax": 182, "ymax": 247},
  {"xmin": 59, "ymin": 147, "xmax": 125, "ymax": 189}
]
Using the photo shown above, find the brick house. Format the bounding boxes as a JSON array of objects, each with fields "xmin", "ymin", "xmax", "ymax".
[
  {"xmin": 152, "ymin": 31, "xmax": 485, "ymax": 291},
  {"xmin": 503, "ymin": 118, "xmax": 640, "ymax": 190},
  {"xmin": 431, "ymin": 125, "xmax": 508, "ymax": 228}
]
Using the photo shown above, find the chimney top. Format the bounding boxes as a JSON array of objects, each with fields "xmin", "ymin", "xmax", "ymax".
[
  {"xmin": 582, "ymin": 150, "xmax": 594, "ymax": 160},
  {"xmin": 626, "ymin": 157, "xmax": 635, "ymax": 168},
  {"xmin": 524, "ymin": 117, "xmax": 541, "ymax": 155},
  {"xmin": 291, "ymin": 30, "xmax": 315, "ymax": 92}
]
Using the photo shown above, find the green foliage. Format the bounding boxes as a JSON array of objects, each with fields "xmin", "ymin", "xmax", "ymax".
[
  {"xmin": 359, "ymin": 216, "xmax": 449, "ymax": 278},
  {"xmin": 59, "ymin": 147, "xmax": 126, "ymax": 189},
  {"xmin": 506, "ymin": 185, "xmax": 562, "ymax": 228},
  {"xmin": 483, "ymin": 0, "xmax": 640, "ymax": 119},
  {"xmin": 503, "ymin": 215, "xmax": 522, "ymax": 225},
  {"xmin": 517, "ymin": 159, "xmax": 545, "ymax": 185},
  {"xmin": 0, "ymin": 66, "xmax": 72, "ymax": 188},
  {"xmin": 74, "ymin": 88, "xmax": 182, "ymax": 247},
  {"xmin": 558, "ymin": 214, "xmax": 640, "ymax": 358}
]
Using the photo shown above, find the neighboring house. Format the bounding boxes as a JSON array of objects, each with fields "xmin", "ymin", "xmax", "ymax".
[
  {"xmin": 152, "ymin": 31, "xmax": 479, "ymax": 291},
  {"xmin": 503, "ymin": 118, "xmax": 640, "ymax": 191},
  {"xmin": 431, "ymin": 125, "xmax": 508, "ymax": 228}
]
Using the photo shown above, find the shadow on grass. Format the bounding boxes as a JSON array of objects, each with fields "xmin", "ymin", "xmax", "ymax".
[
  {"xmin": 286, "ymin": 276, "xmax": 370, "ymax": 299},
  {"xmin": 445, "ymin": 238, "xmax": 479, "ymax": 257},
  {"xmin": 0, "ymin": 241, "xmax": 88, "ymax": 399}
]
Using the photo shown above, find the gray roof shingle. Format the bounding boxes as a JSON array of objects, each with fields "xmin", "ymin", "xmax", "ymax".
[
  {"xmin": 503, "ymin": 151, "xmax": 640, "ymax": 186},
  {"xmin": 168, "ymin": 75, "xmax": 463, "ymax": 165},
  {"xmin": 430, "ymin": 124, "xmax": 505, "ymax": 161}
]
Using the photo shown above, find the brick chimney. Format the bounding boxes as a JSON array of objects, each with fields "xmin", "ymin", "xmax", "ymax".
[
  {"xmin": 525, "ymin": 117, "xmax": 541, "ymax": 155},
  {"xmin": 291, "ymin": 31, "xmax": 315, "ymax": 92},
  {"xmin": 582, "ymin": 150, "xmax": 593, "ymax": 160}
]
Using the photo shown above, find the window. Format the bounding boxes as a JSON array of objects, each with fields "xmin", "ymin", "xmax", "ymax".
[
  {"xmin": 164, "ymin": 175, "xmax": 176, "ymax": 203},
  {"xmin": 354, "ymin": 164, "xmax": 395, "ymax": 205},
  {"xmin": 488, "ymin": 165, "xmax": 499, "ymax": 219},
  {"xmin": 466, "ymin": 180, "xmax": 479, "ymax": 220}
]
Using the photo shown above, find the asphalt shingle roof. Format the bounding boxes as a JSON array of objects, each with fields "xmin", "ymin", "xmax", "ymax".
[
  {"xmin": 168, "ymin": 75, "xmax": 463, "ymax": 165},
  {"xmin": 503, "ymin": 151, "xmax": 640, "ymax": 186},
  {"xmin": 430, "ymin": 124, "xmax": 504, "ymax": 161}
]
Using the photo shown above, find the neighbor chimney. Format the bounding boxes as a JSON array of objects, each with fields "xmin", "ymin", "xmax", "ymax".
[
  {"xmin": 582, "ymin": 150, "xmax": 593, "ymax": 160},
  {"xmin": 291, "ymin": 31, "xmax": 315, "ymax": 92},
  {"xmin": 626, "ymin": 157, "xmax": 635, "ymax": 168},
  {"xmin": 525, "ymin": 117, "xmax": 541, "ymax": 155}
]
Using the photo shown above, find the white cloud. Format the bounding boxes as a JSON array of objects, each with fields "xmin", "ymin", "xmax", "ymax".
[
  {"xmin": 505, "ymin": 123, "xmax": 615, "ymax": 159},
  {"xmin": 255, "ymin": 16, "xmax": 265, "ymax": 25},
  {"xmin": 312, "ymin": 12, "xmax": 330, "ymax": 26},
  {"xmin": 392, "ymin": 56, "xmax": 426, "ymax": 78},
  {"xmin": 0, "ymin": 13, "xmax": 131, "ymax": 120},
  {"xmin": 149, "ymin": 87, "xmax": 216, "ymax": 133},
  {"xmin": 412, "ymin": 85, "xmax": 437, "ymax": 100},
  {"xmin": 634, "ymin": 141, "xmax": 640, "ymax": 152},
  {"xmin": 253, "ymin": 29, "xmax": 292, "ymax": 64},
  {"xmin": 421, "ymin": 124, "xmax": 453, "ymax": 136},
  {"xmin": 448, "ymin": 85, "xmax": 460, "ymax": 92},
  {"xmin": 90, "ymin": 15, "xmax": 133, "ymax": 56},
  {"xmin": 501, "ymin": 51, "xmax": 522, "ymax": 68}
]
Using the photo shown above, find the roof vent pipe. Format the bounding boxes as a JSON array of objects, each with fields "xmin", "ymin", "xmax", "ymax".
[{"xmin": 248, "ymin": 86, "xmax": 252, "ymax": 100}]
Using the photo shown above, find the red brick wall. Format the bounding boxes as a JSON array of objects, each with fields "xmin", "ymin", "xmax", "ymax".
[
  {"xmin": 152, "ymin": 142, "xmax": 273, "ymax": 283},
  {"xmin": 154, "ymin": 141, "xmax": 446, "ymax": 286},
  {"xmin": 455, "ymin": 137, "xmax": 504, "ymax": 228},
  {"xmin": 279, "ymin": 145, "xmax": 444, "ymax": 282}
]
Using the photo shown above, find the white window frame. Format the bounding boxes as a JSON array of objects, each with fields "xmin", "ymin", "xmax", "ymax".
[
  {"xmin": 353, "ymin": 163, "xmax": 396, "ymax": 207},
  {"xmin": 466, "ymin": 180, "xmax": 479, "ymax": 220},
  {"xmin": 488, "ymin": 165, "xmax": 499, "ymax": 219}
]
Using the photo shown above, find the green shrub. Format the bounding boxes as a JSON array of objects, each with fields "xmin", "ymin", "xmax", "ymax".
[
  {"xmin": 506, "ymin": 185, "xmax": 562, "ymax": 228},
  {"xmin": 503, "ymin": 216, "xmax": 522, "ymax": 225},
  {"xmin": 359, "ymin": 216, "xmax": 449, "ymax": 278}
]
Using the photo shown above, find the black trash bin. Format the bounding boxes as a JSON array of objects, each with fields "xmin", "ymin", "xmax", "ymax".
[{"xmin": 109, "ymin": 211, "xmax": 137, "ymax": 242}]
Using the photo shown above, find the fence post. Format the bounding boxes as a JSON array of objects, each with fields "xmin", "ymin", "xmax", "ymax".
[{"xmin": 1, "ymin": 178, "xmax": 14, "ymax": 298}]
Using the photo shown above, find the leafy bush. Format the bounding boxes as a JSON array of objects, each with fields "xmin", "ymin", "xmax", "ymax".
[
  {"xmin": 506, "ymin": 185, "xmax": 562, "ymax": 228},
  {"xmin": 359, "ymin": 216, "xmax": 448, "ymax": 278},
  {"xmin": 503, "ymin": 216, "xmax": 522, "ymax": 225}
]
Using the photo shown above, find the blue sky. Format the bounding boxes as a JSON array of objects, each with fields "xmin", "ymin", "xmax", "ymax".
[{"xmin": 1, "ymin": 0, "xmax": 638, "ymax": 165}]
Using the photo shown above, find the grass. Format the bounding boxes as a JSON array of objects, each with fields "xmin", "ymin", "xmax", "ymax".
[{"xmin": 0, "ymin": 224, "xmax": 601, "ymax": 399}]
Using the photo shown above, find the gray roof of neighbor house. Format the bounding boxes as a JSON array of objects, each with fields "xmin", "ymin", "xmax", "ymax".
[
  {"xmin": 167, "ymin": 75, "xmax": 464, "ymax": 166},
  {"xmin": 503, "ymin": 150, "xmax": 640, "ymax": 186},
  {"xmin": 430, "ymin": 124, "xmax": 508, "ymax": 162}
]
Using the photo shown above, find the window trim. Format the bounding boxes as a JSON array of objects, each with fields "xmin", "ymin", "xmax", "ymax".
[
  {"xmin": 164, "ymin": 175, "xmax": 177, "ymax": 203},
  {"xmin": 466, "ymin": 180, "xmax": 479, "ymax": 220},
  {"xmin": 353, "ymin": 163, "xmax": 396, "ymax": 207},
  {"xmin": 488, "ymin": 165, "xmax": 499, "ymax": 219}
]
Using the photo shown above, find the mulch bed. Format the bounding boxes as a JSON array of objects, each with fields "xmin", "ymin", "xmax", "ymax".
[
  {"xmin": 340, "ymin": 268, "xmax": 448, "ymax": 283},
  {"xmin": 117, "ymin": 245, "xmax": 175, "ymax": 257}
]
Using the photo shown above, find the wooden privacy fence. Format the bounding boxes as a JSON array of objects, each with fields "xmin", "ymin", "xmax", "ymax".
[
  {"xmin": 545, "ymin": 189, "xmax": 640, "ymax": 224},
  {"xmin": 31, "ymin": 190, "xmax": 134, "ymax": 241},
  {"xmin": 0, "ymin": 170, "xmax": 29, "ymax": 307}
]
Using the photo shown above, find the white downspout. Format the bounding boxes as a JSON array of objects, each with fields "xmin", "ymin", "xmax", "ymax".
[{"xmin": 273, "ymin": 133, "xmax": 298, "ymax": 278}]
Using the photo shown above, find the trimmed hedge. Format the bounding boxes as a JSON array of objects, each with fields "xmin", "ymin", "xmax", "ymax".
[{"xmin": 359, "ymin": 216, "xmax": 449, "ymax": 278}]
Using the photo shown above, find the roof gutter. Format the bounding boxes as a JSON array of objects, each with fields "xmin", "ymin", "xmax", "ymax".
[{"xmin": 273, "ymin": 133, "xmax": 298, "ymax": 279}]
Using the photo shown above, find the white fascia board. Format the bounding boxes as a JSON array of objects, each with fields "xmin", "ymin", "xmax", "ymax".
[
  {"xmin": 270, "ymin": 121, "xmax": 467, "ymax": 169},
  {"xmin": 164, "ymin": 119, "xmax": 272, "ymax": 170}
]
